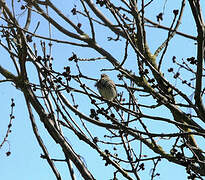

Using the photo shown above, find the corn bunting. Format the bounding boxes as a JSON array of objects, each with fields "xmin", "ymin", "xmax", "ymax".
[{"xmin": 95, "ymin": 74, "xmax": 117, "ymax": 101}]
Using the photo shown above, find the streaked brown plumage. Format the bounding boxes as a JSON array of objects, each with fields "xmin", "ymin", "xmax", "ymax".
[{"xmin": 95, "ymin": 74, "xmax": 117, "ymax": 101}]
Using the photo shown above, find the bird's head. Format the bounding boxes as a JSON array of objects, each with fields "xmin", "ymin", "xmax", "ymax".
[{"xmin": 101, "ymin": 74, "xmax": 109, "ymax": 79}]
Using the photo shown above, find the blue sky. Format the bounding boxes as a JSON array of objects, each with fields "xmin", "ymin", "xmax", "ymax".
[{"xmin": 0, "ymin": 0, "xmax": 204, "ymax": 180}]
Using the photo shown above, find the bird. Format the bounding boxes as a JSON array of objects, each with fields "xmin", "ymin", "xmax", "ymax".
[{"xmin": 95, "ymin": 74, "xmax": 117, "ymax": 101}]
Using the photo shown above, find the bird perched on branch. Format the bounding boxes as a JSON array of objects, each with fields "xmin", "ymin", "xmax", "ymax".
[{"xmin": 95, "ymin": 74, "xmax": 117, "ymax": 101}]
